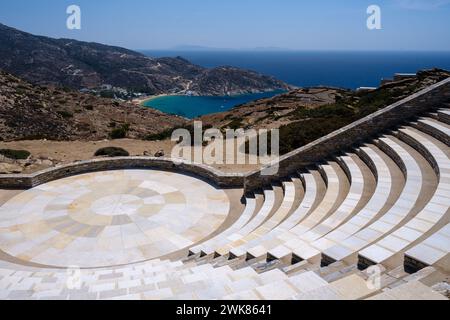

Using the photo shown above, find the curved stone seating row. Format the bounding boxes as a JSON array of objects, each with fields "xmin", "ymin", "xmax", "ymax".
[
  {"xmin": 188, "ymin": 193, "xmax": 261, "ymax": 257},
  {"xmin": 215, "ymin": 187, "xmax": 280, "ymax": 257},
  {"xmin": 227, "ymin": 173, "xmax": 320, "ymax": 260},
  {"xmin": 266, "ymin": 138, "xmax": 412, "ymax": 264},
  {"xmin": 300, "ymin": 155, "xmax": 368, "ymax": 243},
  {"xmin": 322, "ymin": 135, "xmax": 427, "ymax": 265},
  {"xmin": 414, "ymin": 118, "xmax": 450, "ymax": 146},
  {"xmin": 226, "ymin": 180, "xmax": 298, "ymax": 259},
  {"xmin": 244, "ymin": 163, "xmax": 347, "ymax": 262},
  {"xmin": 358, "ymin": 127, "xmax": 449, "ymax": 269},
  {"xmin": 289, "ymin": 163, "xmax": 348, "ymax": 235},
  {"xmin": 266, "ymin": 153, "xmax": 374, "ymax": 263},
  {"xmin": 404, "ymin": 223, "xmax": 450, "ymax": 273},
  {"xmin": 177, "ymin": 113, "xmax": 448, "ymax": 299},
  {"xmin": 194, "ymin": 142, "xmax": 397, "ymax": 265},
  {"xmin": 311, "ymin": 145, "xmax": 395, "ymax": 254}
]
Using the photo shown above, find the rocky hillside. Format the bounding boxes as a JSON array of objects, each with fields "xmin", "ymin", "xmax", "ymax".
[
  {"xmin": 199, "ymin": 69, "xmax": 450, "ymax": 154},
  {"xmin": 0, "ymin": 23, "xmax": 292, "ymax": 96},
  {"xmin": 0, "ymin": 71, "xmax": 187, "ymax": 141},
  {"xmin": 199, "ymin": 86, "xmax": 349, "ymax": 130}
]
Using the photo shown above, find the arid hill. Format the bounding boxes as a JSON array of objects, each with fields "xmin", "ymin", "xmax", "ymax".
[{"xmin": 0, "ymin": 71, "xmax": 187, "ymax": 141}]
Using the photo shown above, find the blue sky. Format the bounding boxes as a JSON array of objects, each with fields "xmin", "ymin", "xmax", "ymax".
[{"xmin": 0, "ymin": 0, "xmax": 449, "ymax": 50}]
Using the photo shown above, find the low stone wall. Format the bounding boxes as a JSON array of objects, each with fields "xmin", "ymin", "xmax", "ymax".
[
  {"xmin": 244, "ymin": 77, "xmax": 450, "ymax": 192},
  {"xmin": 0, "ymin": 157, "xmax": 245, "ymax": 190}
]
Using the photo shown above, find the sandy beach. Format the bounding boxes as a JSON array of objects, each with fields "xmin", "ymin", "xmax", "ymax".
[{"xmin": 132, "ymin": 93, "xmax": 171, "ymax": 106}]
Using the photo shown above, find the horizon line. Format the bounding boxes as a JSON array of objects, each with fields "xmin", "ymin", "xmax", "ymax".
[{"xmin": 137, "ymin": 48, "xmax": 450, "ymax": 53}]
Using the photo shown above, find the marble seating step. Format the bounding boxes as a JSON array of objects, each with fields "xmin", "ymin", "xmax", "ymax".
[
  {"xmin": 404, "ymin": 223, "xmax": 450, "ymax": 273},
  {"xmin": 224, "ymin": 180, "xmax": 298, "ymax": 258},
  {"xmin": 214, "ymin": 187, "xmax": 281, "ymax": 257},
  {"xmin": 310, "ymin": 144, "xmax": 397, "ymax": 261},
  {"xmin": 358, "ymin": 127, "xmax": 449, "ymax": 269},
  {"xmin": 245, "ymin": 162, "xmax": 348, "ymax": 263},
  {"xmin": 413, "ymin": 117, "xmax": 450, "ymax": 146},
  {"xmin": 188, "ymin": 192, "xmax": 262, "ymax": 257},
  {"xmin": 322, "ymin": 135, "xmax": 427, "ymax": 266},
  {"xmin": 270, "ymin": 153, "xmax": 375, "ymax": 263},
  {"xmin": 231, "ymin": 171, "xmax": 325, "ymax": 260}
]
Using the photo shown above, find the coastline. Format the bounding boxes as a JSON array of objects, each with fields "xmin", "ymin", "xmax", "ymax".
[
  {"xmin": 133, "ymin": 93, "xmax": 172, "ymax": 106},
  {"xmin": 134, "ymin": 90, "xmax": 286, "ymax": 106},
  {"xmin": 134, "ymin": 90, "xmax": 287, "ymax": 119}
]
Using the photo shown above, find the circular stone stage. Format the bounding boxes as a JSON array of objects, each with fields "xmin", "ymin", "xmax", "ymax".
[{"xmin": 0, "ymin": 170, "xmax": 230, "ymax": 268}]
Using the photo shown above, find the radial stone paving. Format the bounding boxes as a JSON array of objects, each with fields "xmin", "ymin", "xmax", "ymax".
[{"xmin": 0, "ymin": 170, "xmax": 230, "ymax": 268}]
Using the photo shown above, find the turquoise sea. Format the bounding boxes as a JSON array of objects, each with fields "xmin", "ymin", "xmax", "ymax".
[
  {"xmin": 143, "ymin": 91, "xmax": 284, "ymax": 119},
  {"xmin": 141, "ymin": 51, "xmax": 450, "ymax": 118}
]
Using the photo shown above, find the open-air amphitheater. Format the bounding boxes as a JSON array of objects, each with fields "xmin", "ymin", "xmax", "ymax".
[{"xmin": 0, "ymin": 77, "xmax": 449, "ymax": 300}]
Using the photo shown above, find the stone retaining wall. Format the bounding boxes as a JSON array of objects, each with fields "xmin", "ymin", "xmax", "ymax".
[
  {"xmin": 0, "ymin": 157, "xmax": 245, "ymax": 189},
  {"xmin": 243, "ymin": 77, "xmax": 450, "ymax": 192}
]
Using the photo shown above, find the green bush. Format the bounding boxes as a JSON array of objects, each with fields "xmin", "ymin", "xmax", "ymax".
[
  {"xmin": 226, "ymin": 118, "xmax": 244, "ymax": 130},
  {"xmin": 18, "ymin": 134, "xmax": 47, "ymax": 141},
  {"xmin": 145, "ymin": 128, "xmax": 174, "ymax": 141},
  {"xmin": 0, "ymin": 149, "xmax": 31, "ymax": 160},
  {"xmin": 100, "ymin": 91, "xmax": 115, "ymax": 99},
  {"xmin": 57, "ymin": 110, "xmax": 74, "ymax": 118},
  {"xmin": 109, "ymin": 124, "xmax": 130, "ymax": 139},
  {"xmin": 94, "ymin": 147, "xmax": 129, "ymax": 157},
  {"xmin": 278, "ymin": 117, "xmax": 350, "ymax": 154}
]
